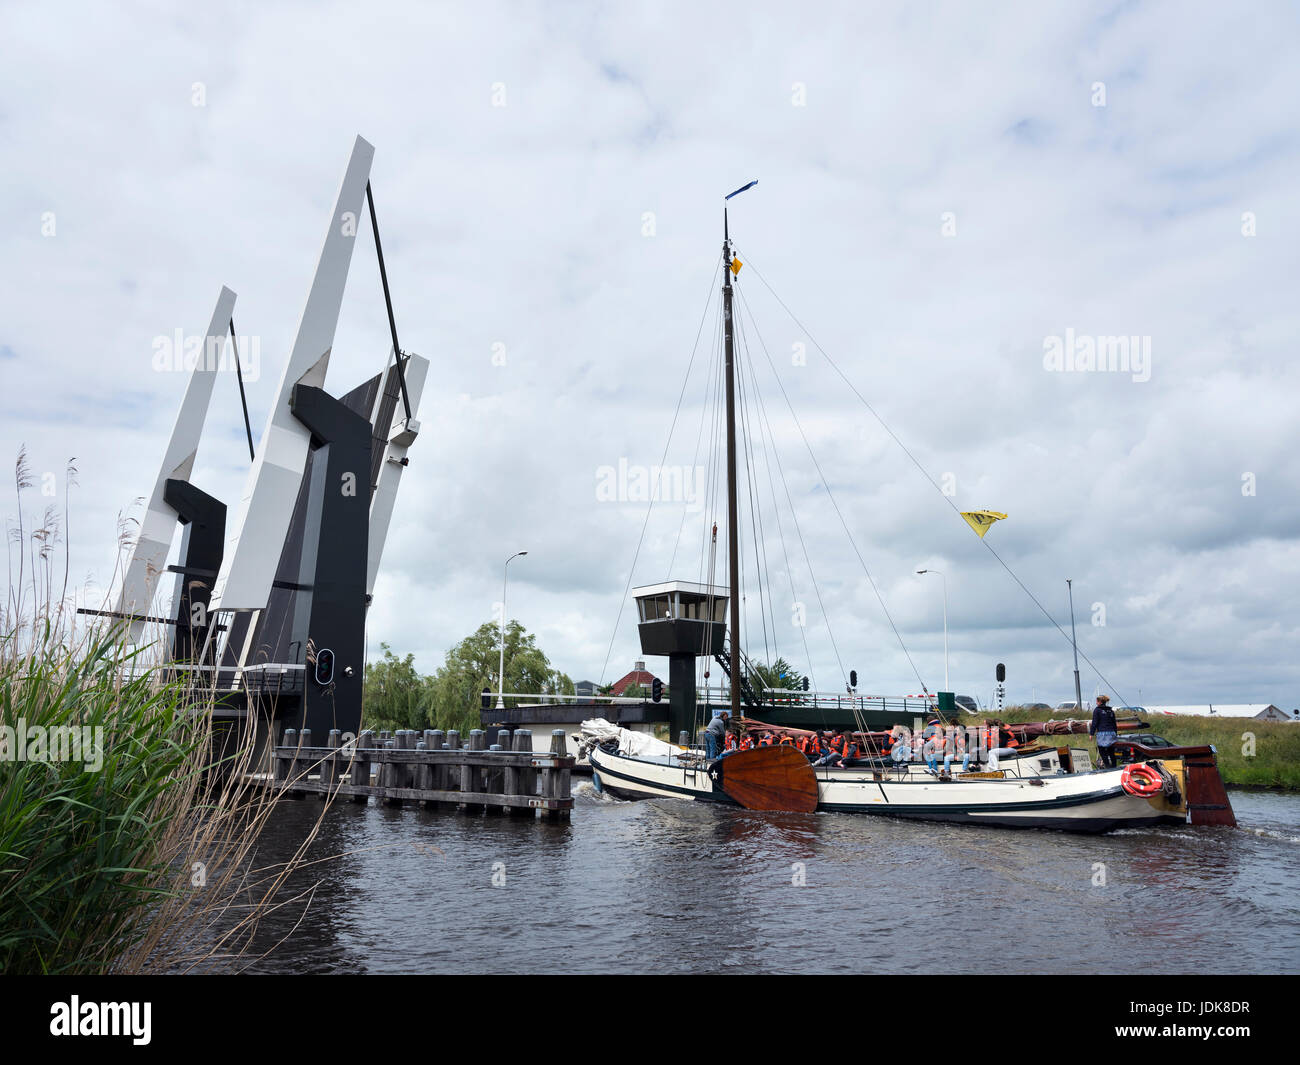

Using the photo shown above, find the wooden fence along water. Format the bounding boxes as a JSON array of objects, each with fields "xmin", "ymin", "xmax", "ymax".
[{"xmin": 273, "ymin": 727, "xmax": 573, "ymax": 819}]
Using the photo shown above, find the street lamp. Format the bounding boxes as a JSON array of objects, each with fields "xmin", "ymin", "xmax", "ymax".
[
  {"xmin": 916, "ymin": 568, "xmax": 949, "ymax": 692},
  {"xmin": 498, "ymin": 551, "xmax": 528, "ymax": 709}
]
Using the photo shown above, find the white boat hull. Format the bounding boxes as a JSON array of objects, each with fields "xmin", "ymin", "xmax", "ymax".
[{"xmin": 588, "ymin": 746, "xmax": 1186, "ymax": 833}]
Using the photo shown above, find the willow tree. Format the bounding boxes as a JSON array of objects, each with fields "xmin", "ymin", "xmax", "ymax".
[{"xmin": 427, "ymin": 620, "xmax": 574, "ymax": 734}]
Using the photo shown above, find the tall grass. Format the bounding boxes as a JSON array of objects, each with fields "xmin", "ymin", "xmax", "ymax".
[
  {"xmin": 1, "ymin": 448, "xmax": 337, "ymax": 973},
  {"xmin": 998, "ymin": 704, "xmax": 1300, "ymax": 790}
]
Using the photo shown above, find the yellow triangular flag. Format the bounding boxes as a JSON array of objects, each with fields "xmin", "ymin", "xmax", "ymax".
[
  {"xmin": 960, "ymin": 510, "xmax": 1007, "ymax": 538},
  {"xmin": 730, "ymin": 257, "xmax": 743, "ymax": 276}
]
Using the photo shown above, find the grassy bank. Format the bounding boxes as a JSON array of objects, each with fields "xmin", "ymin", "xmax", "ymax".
[{"xmin": 993, "ymin": 705, "xmax": 1300, "ymax": 790}]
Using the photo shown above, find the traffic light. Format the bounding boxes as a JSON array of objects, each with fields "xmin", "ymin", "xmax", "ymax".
[
  {"xmin": 481, "ymin": 686, "xmax": 491, "ymax": 710},
  {"xmin": 849, "ymin": 669, "xmax": 858, "ymax": 689},
  {"xmin": 996, "ymin": 662, "xmax": 1006, "ymax": 682},
  {"xmin": 802, "ymin": 676, "xmax": 810, "ymax": 692},
  {"xmin": 651, "ymin": 677, "xmax": 663, "ymax": 703},
  {"xmin": 314, "ymin": 648, "xmax": 335, "ymax": 686}
]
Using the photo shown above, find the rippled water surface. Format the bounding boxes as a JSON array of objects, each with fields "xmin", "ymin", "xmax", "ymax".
[{"xmin": 239, "ymin": 787, "xmax": 1300, "ymax": 974}]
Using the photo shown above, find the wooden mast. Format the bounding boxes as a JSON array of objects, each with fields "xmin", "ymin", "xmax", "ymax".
[{"xmin": 723, "ymin": 208, "xmax": 742, "ymax": 720}]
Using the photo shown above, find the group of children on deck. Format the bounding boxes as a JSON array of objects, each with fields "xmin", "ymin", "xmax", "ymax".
[{"xmin": 718, "ymin": 719, "xmax": 1022, "ymax": 775}]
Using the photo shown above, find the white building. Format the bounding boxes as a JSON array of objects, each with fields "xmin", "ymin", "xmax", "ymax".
[{"xmin": 1144, "ymin": 704, "xmax": 1295, "ymax": 722}]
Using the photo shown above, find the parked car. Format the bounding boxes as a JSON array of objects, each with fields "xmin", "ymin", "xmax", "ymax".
[
  {"xmin": 954, "ymin": 695, "xmax": 979, "ymax": 714},
  {"xmin": 1025, "ymin": 703, "xmax": 1053, "ymax": 712},
  {"xmin": 1056, "ymin": 701, "xmax": 1081, "ymax": 712}
]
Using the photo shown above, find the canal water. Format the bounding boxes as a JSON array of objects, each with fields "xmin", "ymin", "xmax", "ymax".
[{"xmin": 240, "ymin": 787, "xmax": 1300, "ymax": 974}]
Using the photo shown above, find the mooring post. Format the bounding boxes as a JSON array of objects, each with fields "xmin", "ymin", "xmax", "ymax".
[
  {"xmin": 485, "ymin": 743, "xmax": 505, "ymax": 814},
  {"xmin": 544, "ymin": 730, "xmax": 568, "ymax": 821},
  {"xmin": 323, "ymin": 729, "xmax": 341, "ymax": 794},
  {"xmin": 553, "ymin": 729, "xmax": 572, "ymax": 820},
  {"xmin": 276, "ymin": 727, "xmax": 294, "ymax": 789},
  {"xmin": 353, "ymin": 730, "xmax": 374, "ymax": 803},
  {"xmin": 515, "ymin": 729, "xmax": 535, "ymax": 813},
  {"xmin": 429, "ymin": 730, "xmax": 445, "ymax": 795},
  {"xmin": 503, "ymin": 730, "xmax": 521, "ymax": 815},
  {"xmin": 380, "ymin": 736, "xmax": 396, "ymax": 803},
  {"xmin": 459, "ymin": 729, "xmax": 485, "ymax": 812},
  {"xmin": 420, "ymin": 730, "xmax": 437, "ymax": 794},
  {"xmin": 386, "ymin": 731, "xmax": 412, "ymax": 805}
]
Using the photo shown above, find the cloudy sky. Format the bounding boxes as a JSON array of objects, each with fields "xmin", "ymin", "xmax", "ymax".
[{"xmin": 3, "ymin": 1, "xmax": 1298, "ymax": 710}]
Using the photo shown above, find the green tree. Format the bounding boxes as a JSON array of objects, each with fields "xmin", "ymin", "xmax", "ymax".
[
  {"xmin": 750, "ymin": 657, "xmax": 804, "ymax": 692},
  {"xmin": 427, "ymin": 620, "xmax": 574, "ymax": 734},
  {"xmin": 363, "ymin": 642, "xmax": 431, "ymax": 731}
]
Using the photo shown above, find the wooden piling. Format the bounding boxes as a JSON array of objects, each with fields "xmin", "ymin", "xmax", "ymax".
[
  {"xmin": 352, "ymin": 731, "xmax": 374, "ymax": 802},
  {"xmin": 322, "ymin": 729, "xmax": 341, "ymax": 794},
  {"xmin": 459, "ymin": 730, "xmax": 486, "ymax": 812},
  {"xmin": 545, "ymin": 730, "xmax": 570, "ymax": 821}
]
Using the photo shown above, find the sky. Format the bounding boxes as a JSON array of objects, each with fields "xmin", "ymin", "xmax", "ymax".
[{"xmin": 2, "ymin": 1, "xmax": 1298, "ymax": 710}]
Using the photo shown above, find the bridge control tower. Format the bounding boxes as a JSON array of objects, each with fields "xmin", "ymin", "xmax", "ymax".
[{"xmin": 632, "ymin": 581, "xmax": 727, "ymax": 740}]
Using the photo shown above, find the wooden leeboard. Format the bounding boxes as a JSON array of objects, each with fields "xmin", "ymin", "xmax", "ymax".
[{"xmin": 719, "ymin": 746, "xmax": 819, "ymax": 812}]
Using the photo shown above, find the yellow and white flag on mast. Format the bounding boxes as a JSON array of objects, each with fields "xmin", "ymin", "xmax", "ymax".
[{"xmin": 960, "ymin": 510, "xmax": 1007, "ymax": 539}]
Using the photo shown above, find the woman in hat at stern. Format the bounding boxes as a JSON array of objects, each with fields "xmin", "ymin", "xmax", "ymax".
[{"xmin": 1090, "ymin": 695, "xmax": 1119, "ymax": 769}]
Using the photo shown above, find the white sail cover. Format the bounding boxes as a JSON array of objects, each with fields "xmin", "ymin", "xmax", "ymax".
[{"xmin": 580, "ymin": 719, "xmax": 682, "ymax": 759}]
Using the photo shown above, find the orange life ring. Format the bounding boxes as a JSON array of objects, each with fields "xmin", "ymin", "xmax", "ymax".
[{"xmin": 1120, "ymin": 762, "xmax": 1163, "ymax": 797}]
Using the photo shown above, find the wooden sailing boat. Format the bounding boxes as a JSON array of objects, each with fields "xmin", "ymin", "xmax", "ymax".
[{"xmin": 586, "ymin": 186, "xmax": 1229, "ymax": 832}]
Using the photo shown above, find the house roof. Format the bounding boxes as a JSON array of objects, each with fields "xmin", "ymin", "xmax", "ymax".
[{"xmin": 609, "ymin": 669, "xmax": 659, "ymax": 695}]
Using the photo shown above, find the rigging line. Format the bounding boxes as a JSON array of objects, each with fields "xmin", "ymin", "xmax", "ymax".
[
  {"xmin": 695, "ymin": 314, "xmax": 726, "ymax": 591},
  {"xmin": 742, "ymin": 316, "xmax": 818, "ymax": 694},
  {"xmin": 738, "ymin": 302, "xmax": 847, "ymax": 690},
  {"xmin": 736, "ymin": 250, "xmax": 1129, "ymax": 706},
  {"xmin": 365, "ymin": 180, "xmax": 412, "ymax": 424},
  {"xmin": 732, "ymin": 316, "xmax": 768, "ymax": 670},
  {"xmin": 597, "ymin": 262, "xmax": 723, "ymax": 687},
  {"xmin": 228, "ymin": 320, "xmax": 256, "ymax": 462},
  {"xmin": 744, "ymin": 327, "xmax": 784, "ymax": 677},
  {"xmin": 733, "ymin": 302, "xmax": 777, "ymax": 673},
  {"xmin": 736, "ymin": 283, "xmax": 930, "ymax": 695},
  {"xmin": 668, "ymin": 279, "xmax": 723, "ymax": 578}
]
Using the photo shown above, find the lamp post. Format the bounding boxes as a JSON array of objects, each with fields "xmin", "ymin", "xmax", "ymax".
[
  {"xmin": 916, "ymin": 568, "xmax": 949, "ymax": 692},
  {"xmin": 498, "ymin": 551, "xmax": 527, "ymax": 709}
]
